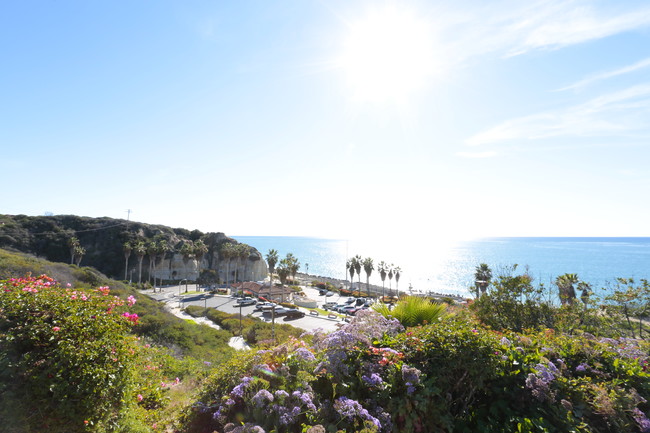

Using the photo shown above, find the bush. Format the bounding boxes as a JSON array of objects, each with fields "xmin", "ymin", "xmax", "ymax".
[
  {"xmin": 180, "ymin": 310, "xmax": 650, "ymax": 433},
  {"xmin": 373, "ymin": 296, "xmax": 448, "ymax": 327},
  {"xmin": 470, "ymin": 266, "xmax": 555, "ymax": 332},
  {"xmin": 0, "ymin": 275, "xmax": 160, "ymax": 432}
]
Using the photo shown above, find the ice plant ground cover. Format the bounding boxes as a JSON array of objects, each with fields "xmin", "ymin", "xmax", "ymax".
[
  {"xmin": 182, "ymin": 310, "xmax": 650, "ymax": 433},
  {"xmin": 0, "ymin": 275, "xmax": 185, "ymax": 433}
]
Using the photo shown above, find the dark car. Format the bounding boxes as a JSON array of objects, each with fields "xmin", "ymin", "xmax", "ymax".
[{"xmin": 284, "ymin": 309, "xmax": 305, "ymax": 319}]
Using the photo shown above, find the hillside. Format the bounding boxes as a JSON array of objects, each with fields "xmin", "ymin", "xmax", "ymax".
[{"xmin": 0, "ymin": 214, "xmax": 267, "ymax": 284}]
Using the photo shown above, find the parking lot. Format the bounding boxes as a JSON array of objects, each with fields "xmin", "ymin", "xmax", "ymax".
[{"xmin": 149, "ymin": 282, "xmax": 378, "ymax": 333}]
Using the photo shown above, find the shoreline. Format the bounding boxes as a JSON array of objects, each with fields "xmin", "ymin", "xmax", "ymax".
[{"xmin": 294, "ymin": 272, "xmax": 467, "ymax": 301}]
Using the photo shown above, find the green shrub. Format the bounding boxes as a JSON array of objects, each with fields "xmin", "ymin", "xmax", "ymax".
[
  {"xmin": 0, "ymin": 275, "xmax": 157, "ymax": 432},
  {"xmin": 373, "ymin": 296, "xmax": 448, "ymax": 327}
]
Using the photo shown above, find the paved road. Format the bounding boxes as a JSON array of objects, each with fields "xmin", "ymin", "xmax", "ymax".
[{"xmin": 147, "ymin": 284, "xmax": 346, "ymax": 333}]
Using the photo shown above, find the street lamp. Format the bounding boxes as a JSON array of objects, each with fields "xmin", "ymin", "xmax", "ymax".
[{"xmin": 179, "ymin": 279, "xmax": 187, "ymax": 296}]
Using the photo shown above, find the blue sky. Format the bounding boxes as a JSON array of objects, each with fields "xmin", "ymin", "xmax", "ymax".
[{"xmin": 2, "ymin": 0, "xmax": 650, "ymax": 241}]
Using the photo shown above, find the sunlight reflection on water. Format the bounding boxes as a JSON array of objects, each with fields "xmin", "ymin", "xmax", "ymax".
[{"xmin": 234, "ymin": 236, "xmax": 650, "ymax": 297}]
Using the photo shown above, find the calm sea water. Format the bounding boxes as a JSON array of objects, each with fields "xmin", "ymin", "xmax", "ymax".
[{"xmin": 233, "ymin": 236, "xmax": 650, "ymax": 297}]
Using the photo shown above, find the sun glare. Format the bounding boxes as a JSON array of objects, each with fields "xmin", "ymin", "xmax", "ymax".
[{"xmin": 339, "ymin": 5, "xmax": 438, "ymax": 103}]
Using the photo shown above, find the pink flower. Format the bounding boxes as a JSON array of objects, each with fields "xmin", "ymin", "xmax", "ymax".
[
  {"xmin": 52, "ymin": 326, "xmax": 61, "ymax": 332},
  {"xmin": 137, "ymin": 394, "xmax": 143, "ymax": 401},
  {"xmin": 127, "ymin": 295, "xmax": 136, "ymax": 306}
]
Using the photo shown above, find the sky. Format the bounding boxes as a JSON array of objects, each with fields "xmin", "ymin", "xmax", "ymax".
[{"xmin": 2, "ymin": 0, "xmax": 650, "ymax": 242}]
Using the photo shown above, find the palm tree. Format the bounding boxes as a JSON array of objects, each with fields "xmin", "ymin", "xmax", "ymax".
[
  {"xmin": 155, "ymin": 239, "xmax": 170, "ymax": 288},
  {"xmin": 220, "ymin": 243, "xmax": 234, "ymax": 288},
  {"xmin": 387, "ymin": 264, "xmax": 395, "ymax": 296},
  {"xmin": 134, "ymin": 241, "xmax": 146, "ymax": 284},
  {"xmin": 266, "ymin": 249, "xmax": 279, "ymax": 287},
  {"xmin": 285, "ymin": 253, "xmax": 300, "ymax": 284},
  {"xmin": 474, "ymin": 263, "xmax": 492, "ymax": 297},
  {"xmin": 378, "ymin": 261, "xmax": 388, "ymax": 300},
  {"xmin": 363, "ymin": 257, "xmax": 374, "ymax": 297},
  {"xmin": 179, "ymin": 241, "xmax": 195, "ymax": 280},
  {"xmin": 74, "ymin": 245, "xmax": 86, "ymax": 266},
  {"xmin": 237, "ymin": 244, "xmax": 250, "ymax": 283},
  {"xmin": 579, "ymin": 281, "xmax": 592, "ymax": 305},
  {"xmin": 556, "ymin": 273, "xmax": 578, "ymax": 305},
  {"xmin": 346, "ymin": 258, "xmax": 355, "ymax": 291},
  {"xmin": 353, "ymin": 255, "xmax": 362, "ymax": 296},
  {"xmin": 394, "ymin": 266, "xmax": 401, "ymax": 294},
  {"xmin": 67, "ymin": 236, "xmax": 80, "ymax": 264},
  {"xmin": 194, "ymin": 240, "xmax": 208, "ymax": 285},
  {"xmin": 277, "ymin": 260, "xmax": 291, "ymax": 302},
  {"xmin": 231, "ymin": 244, "xmax": 245, "ymax": 284},
  {"xmin": 123, "ymin": 241, "xmax": 132, "ymax": 281},
  {"xmin": 147, "ymin": 240, "xmax": 157, "ymax": 288}
]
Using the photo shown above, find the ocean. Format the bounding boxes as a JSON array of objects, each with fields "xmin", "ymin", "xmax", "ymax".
[{"xmin": 233, "ymin": 236, "xmax": 650, "ymax": 297}]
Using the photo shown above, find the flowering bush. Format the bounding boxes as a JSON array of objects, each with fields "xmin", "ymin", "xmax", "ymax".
[
  {"xmin": 0, "ymin": 275, "xmax": 173, "ymax": 432},
  {"xmin": 182, "ymin": 309, "xmax": 650, "ymax": 433}
]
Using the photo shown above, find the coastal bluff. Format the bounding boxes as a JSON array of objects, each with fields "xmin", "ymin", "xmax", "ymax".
[{"xmin": 0, "ymin": 214, "xmax": 267, "ymax": 283}]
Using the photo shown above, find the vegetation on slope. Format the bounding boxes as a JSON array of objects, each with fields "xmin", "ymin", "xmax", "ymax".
[
  {"xmin": 181, "ymin": 309, "xmax": 650, "ymax": 433},
  {"xmin": 0, "ymin": 213, "xmax": 258, "ymax": 283}
]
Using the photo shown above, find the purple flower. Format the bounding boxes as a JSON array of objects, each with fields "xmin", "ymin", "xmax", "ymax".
[
  {"xmin": 575, "ymin": 363, "xmax": 589, "ymax": 372},
  {"xmin": 274, "ymin": 390, "xmax": 290, "ymax": 399},
  {"xmin": 402, "ymin": 365, "xmax": 421, "ymax": 386},
  {"xmin": 633, "ymin": 408, "xmax": 650, "ymax": 433},
  {"xmin": 252, "ymin": 389, "xmax": 274, "ymax": 407},
  {"xmin": 333, "ymin": 397, "xmax": 381, "ymax": 430},
  {"xmin": 525, "ymin": 373, "xmax": 554, "ymax": 402},
  {"xmin": 500, "ymin": 336, "xmax": 511, "ymax": 346},
  {"xmin": 534, "ymin": 363, "xmax": 555, "ymax": 383},
  {"xmin": 231, "ymin": 376, "xmax": 253, "ymax": 398},
  {"xmin": 293, "ymin": 347, "xmax": 316, "ymax": 362},
  {"xmin": 362, "ymin": 373, "xmax": 384, "ymax": 387}
]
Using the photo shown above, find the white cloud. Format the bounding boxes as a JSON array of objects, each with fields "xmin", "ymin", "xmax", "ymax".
[
  {"xmin": 557, "ymin": 57, "xmax": 650, "ymax": 91},
  {"xmin": 434, "ymin": 0, "xmax": 650, "ymax": 63},
  {"xmin": 466, "ymin": 84, "xmax": 650, "ymax": 146}
]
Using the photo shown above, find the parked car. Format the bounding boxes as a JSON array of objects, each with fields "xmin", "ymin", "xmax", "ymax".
[
  {"xmin": 234, "ymin": 298, "xmax": 257, "ymax": 307},
  {"xmin": 341, "ymin": 305, "xmax": 359, "ymax": 315},
  {"xmin": 333, "ymin": 304, "xmax": 350, "ymax": 313},
  {"xmin": 318, "ymin": 288, "xmax": 328, "ymax": 296},
  {"xmin": 322, "ymin": 302, "xmax": 338, "ymax": 310},
  {"xmin": 271, "ymin": 307, "xmax": 289, "ymax": 316},
  {"xmin": 284, "ymin": 308, "xmax": 305, "ymax": 319},
  {"xmin": 255, "ymin": 302, "xmax": 274, "ymax": 311}
]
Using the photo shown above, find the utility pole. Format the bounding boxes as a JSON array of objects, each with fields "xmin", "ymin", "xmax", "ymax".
[{"xmin": 125, "ymin": 209, "xmax": 132, "ymax": 230}]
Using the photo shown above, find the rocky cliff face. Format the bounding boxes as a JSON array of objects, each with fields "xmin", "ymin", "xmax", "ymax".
[
  {"xmin": 153, "ymin": 249, "xmax": 268, "ymax": 283},
  {"xmin": 0, "ymin": 214, "xmax": 268, "ymax": 283}
]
